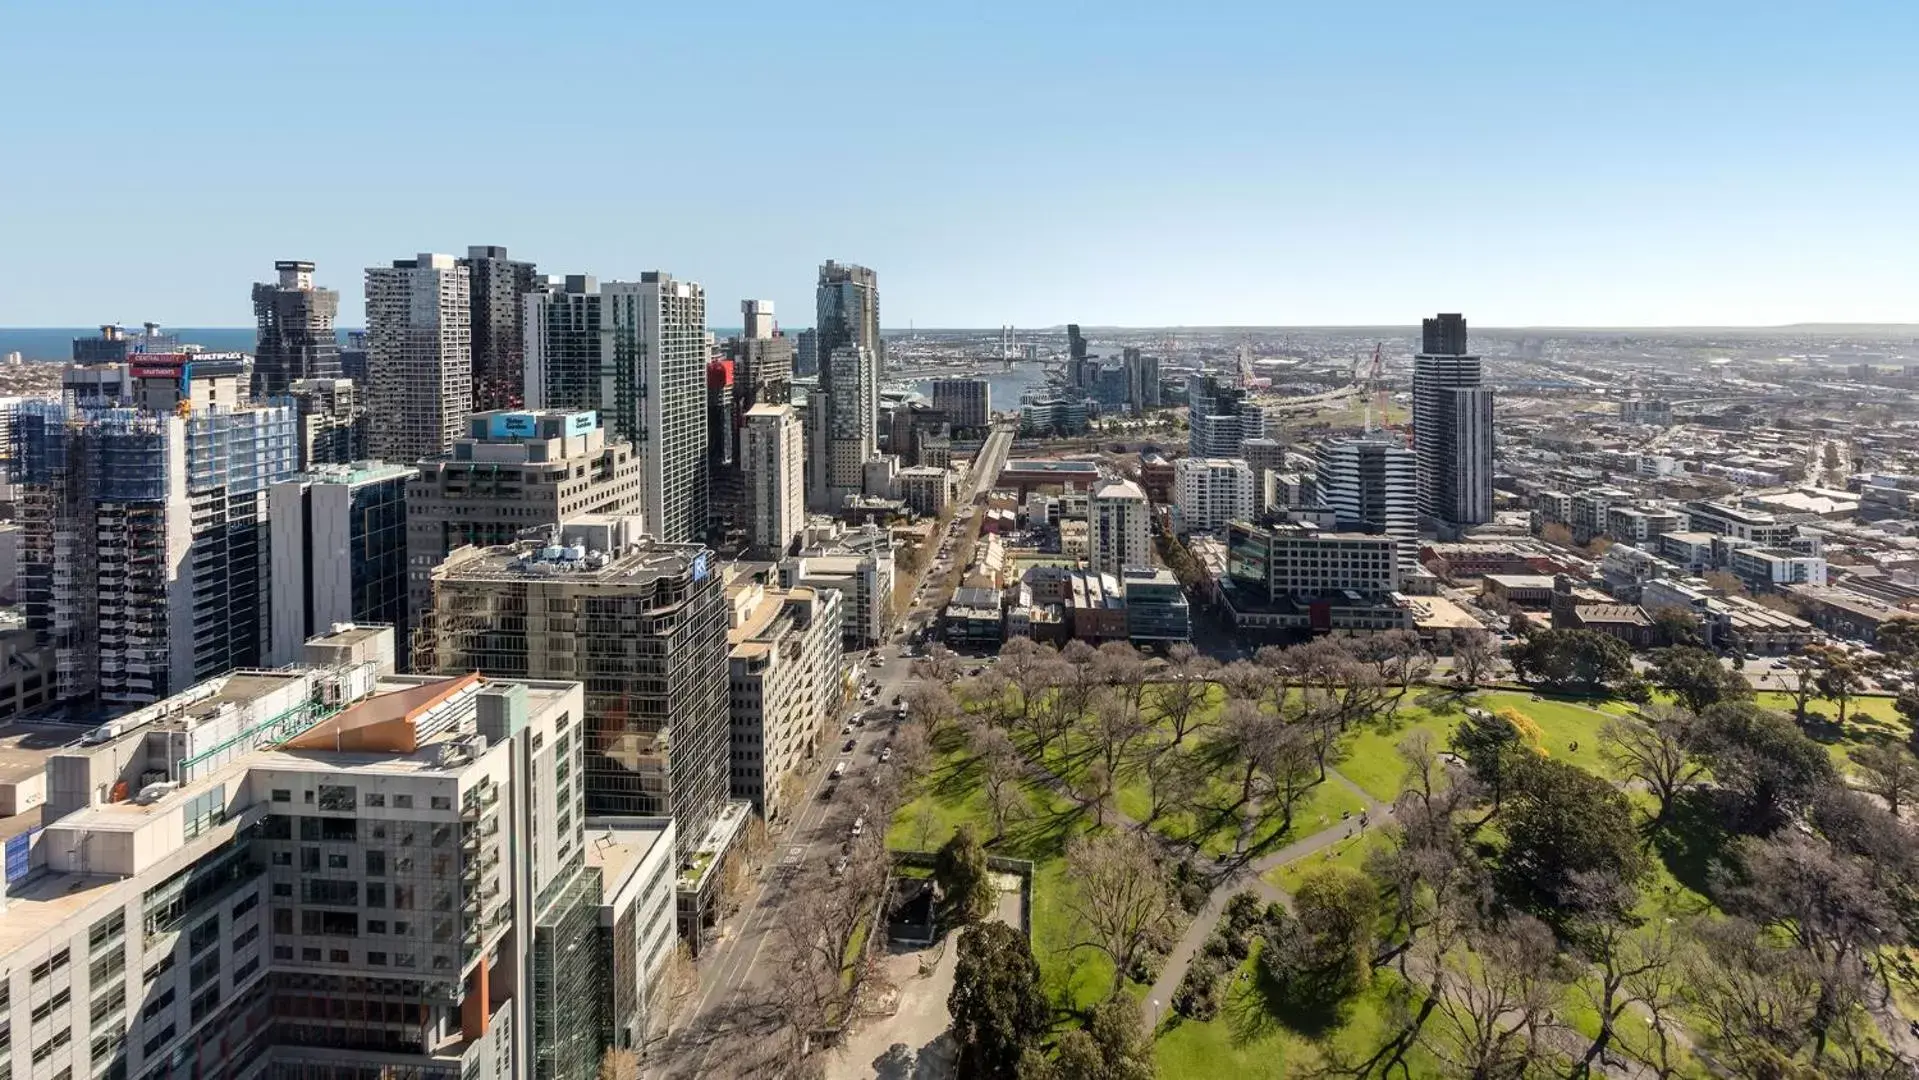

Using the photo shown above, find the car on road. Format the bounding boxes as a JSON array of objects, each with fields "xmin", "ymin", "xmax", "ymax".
[
  {"xmin": 831, "ymin": 760, "xmax": 847, "ymax": 778},
  {"xmin": 841, "ymin": 721, "xmax": 854, "ymax": 734},
  {"xmin": 851, "ymin": 816, "xmax": 865, "ymax": 837},
  {"xmin": 843, "ymin": 737, "xmax": 857, "ymax": 752},
  {"xmin": 832, "ymin": 856, "xmax": 848, "ymax": 877},
  {"xmin": 879, "ymin": 747, "xmax": 892, "ymax": 764}
]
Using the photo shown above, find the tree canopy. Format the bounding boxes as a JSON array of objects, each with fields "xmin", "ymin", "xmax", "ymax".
[{"xmin": 950, "ymin": 921, "xmax": 1051, "ymax": 1078}]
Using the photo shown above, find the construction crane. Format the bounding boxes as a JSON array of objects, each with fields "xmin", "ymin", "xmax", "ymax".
[{"xmin": 1362, "ymin": 341, "xmax": 1385, "ymax": 434}]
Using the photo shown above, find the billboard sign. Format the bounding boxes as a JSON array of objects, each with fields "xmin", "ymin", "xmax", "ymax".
[
  {"xmin": 487, "ymin": 413, "xmax": 540, "ymax": 439},
  {"xmin": 564, "ymin": 412, "xmax": 598, "ymax": 438}
]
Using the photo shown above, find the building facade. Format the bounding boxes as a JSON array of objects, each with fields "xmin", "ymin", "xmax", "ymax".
[
  {"xmin": 929, "ymin": 379, "xmax": 990, "ymax": 431},
  {"xmin": 1411, "ymin": 313, "xmax": 1494, "ymax": 531},
  {"xmin": 251, "ymin": 260, "xmax": 342, "ymax": 399},
  {"xmin": 461, "ymin": 245, "xmax": 539, "ymax": 412},
  {"xmin": 366, "ymin": 253, "xmax": 472, "ymax": 464},
  {"xmin": 268, "ymin": 462, "xmax": 417, "ymax": 666},
  {"xmin": 1314, "ymin": 436, "xmax": 1418, "ymax": 568},
  {"xmin": 404, "ymin": 411, "xmax": 643, "ymax": 624},
  {"xmin": 726, "ymin": 582, "xmax": 843, "ymax": 819},
  {"xmin": 11, "ymin": 369, "xmax": 299, "ymax": 708},
  {"xmin": 813, "ymin": 262, "xmax": 881, "ymax": 507},
  {"xmin": 15, "ymin": 650, "xmax": 604, "ymax": 1080},
  {"xmin": 1089, "ymin": 478, "xmax": 1151, "ymax": 575},
  {"xmin": 1173, "ymin": 457, "xmax": 1255, "ymax": 537},
  {"xmin": 741, "ymin": 404, "xmax": 804, "ymax": 557},
  {"xmin": 287, "ymin": 377, "xmax": 369, "ymax": 469}
]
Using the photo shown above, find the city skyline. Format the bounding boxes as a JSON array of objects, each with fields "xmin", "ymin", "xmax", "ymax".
[{"xmin": 4, "ymin": 3, "xmax": 1917, "ymax": 329}]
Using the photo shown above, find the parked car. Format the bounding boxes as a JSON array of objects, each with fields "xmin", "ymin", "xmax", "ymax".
[{"xmin": 843, "ymin": 738, "xmax": 857, "ymax": 752}]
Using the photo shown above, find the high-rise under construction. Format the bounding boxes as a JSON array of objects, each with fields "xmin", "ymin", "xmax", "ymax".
[{"xmin": 11, "ymin": 355, "xmax": 299, "ymax": 708}]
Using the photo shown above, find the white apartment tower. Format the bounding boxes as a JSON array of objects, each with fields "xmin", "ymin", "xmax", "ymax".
[
  {"xmin": 727, "ymin": 582, "xmax": 844, "ymax": 819},
  {"xmin": 1315, "ymin": 436, "xmax": 1419, "ymax": 568},
  {"xmin": 1411, "ymin": 313, "xmax": 1494, "ymax": 531},
  {"xmin": 742, "ymin": 403, "xmax": 805, "ymax": 557},
  {"xmin": 365, "ymin": 253, "xmax": 473, "ymax": 464},
  {"xmin": 608, "ymin": 273, "xmax": 707, "ymax": 543},
  {"xmin": 1089, "ymin": 478, "xmax": 1151, "ymax": 575},
  {"xmin": 1173, "ymin": 457, "xmax": 1255, "ymax": 537}
]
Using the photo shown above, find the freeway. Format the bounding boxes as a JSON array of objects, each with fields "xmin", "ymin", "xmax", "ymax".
[{"xmin": 652, "ymin": 428, "xmax": 1014, "ymax": 1079}]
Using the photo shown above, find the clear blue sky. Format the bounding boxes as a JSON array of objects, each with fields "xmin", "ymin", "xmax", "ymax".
[{"xmin": 3, "ymin": 1, "xmax": 1915, "ymax": 328}]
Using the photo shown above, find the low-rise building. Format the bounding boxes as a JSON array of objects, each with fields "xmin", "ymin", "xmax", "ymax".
[
  {"xmin": 1782, "ymin": 584, "xmax": 1906, "ymax": 644},
  {"xmin": 783, "ymin": 523, "xmax": 896, "ymax": 648},
  {"xmin": 1219, "ymin": 521, "xmax": 1408, "ymax": 634},
  {"xmin": 1122, "ymin": 567, "xmax": 1190, "ymax": 645},
  {"xmin": 944, "ymin": 587, "xmax": 1005, "ymax": 649},
  {"xmin": 1482, "ymin": 573, "xmax": 1557, "ymax": 610},
  {"xmin": 586, "ymin": 816, "xmax": 680, "ymax": 1053},
  {"xmin": 896, "ymin": 466, "xmax": 953, "ymax": 517},
  {"xmin": 1728, "ymin": 547, "xmax": 1828, "ymax": 592}
]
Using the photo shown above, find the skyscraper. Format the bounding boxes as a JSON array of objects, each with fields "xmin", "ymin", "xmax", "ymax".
[
  {"xmin": 813, "ymin": 261, "xmax": 881, "ymax": 507},
  {"xmin": 743, "ymin": 403, "xmax": 805, "ymax": 556},
  {"xmin": 13, "ymin": 358, "xmax": 299, "ymax": 707},
  {"xmin": 1124, "ymin": 346, "xmax": 1161, "ymax": 410},
  {"xmin": 728, "ymin": 299, "xmax": 794, "ymax": 411},
  {"xmin": 462, "ymin": 244, "xmax": 538, "ymax": 411},
  {"xmin": 365, "ymin": 253, "xmax": 472, "ymax": 463},
  {"xmin": 612, "ymin": 272, "xmax": 708, "ymax": 543},
  {"xmin": 251, "ymin": 259, "xmax": 341, "ymax": 398},
  {"xmin": 1188, "ymin": 373, "xmax": 1265, "ymax": 457},
  {"xmin": 423, "ymin": 530, "xmax": 743, "ymax": 935},
  {"xmin": 1412, "ymin": 313, "xmax": 1494, "ymax": 531},
  {"xmin": 929, "ymin": 378, "xmax": 990, "ymax": 431},
  {"xmin": 1315, "ymin": 436, "xmax": 1418, "ymax": 568},
  {"xmin": 524, "ymin": 274, "xmax": 611, "ymax": 421},
  {"xmin": 794, "ymin": 328, "xmax": 819, "ymax": 378}
]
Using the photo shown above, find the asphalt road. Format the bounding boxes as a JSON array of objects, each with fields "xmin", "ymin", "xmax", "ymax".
[{"xmin": 655, "ymin": 428, "xmax": 1013, "ymax": 1079}]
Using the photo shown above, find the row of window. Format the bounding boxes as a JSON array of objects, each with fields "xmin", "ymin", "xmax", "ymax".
[{"xmin": 270, "ymin": 788, "xmax": 452, "ymax": 812}]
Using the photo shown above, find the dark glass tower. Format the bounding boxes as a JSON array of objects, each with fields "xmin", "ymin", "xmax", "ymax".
[{"xmin": 251, "ymin": 261, "xmax": 342, "ymax": 398}]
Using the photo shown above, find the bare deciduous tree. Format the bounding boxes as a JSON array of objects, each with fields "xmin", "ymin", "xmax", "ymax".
[
  {"xmin": 1849, "ymin": 741, "xmax": 1919, "ymax": 817},
  {"xmin": 1418, "ymin": 915, "xmax": 1569, "ymax": 1078},
  {"xmin": 1154, "ymin": 647, "xmax": 1219, "ymax": 747},
  {"xmin": 1450, "ymin": 627, "xmax": 1498, "ymax": 687},
  {"xmin": 1063, "ymin": 830, "xmax": 1181, "ymax": 995},
  {"xmin": 1141, "ymin": 746, "xmax": 1206, "ymax": 829},
  {"xmin": 1085, "ymin": 686, "xmax": 1154, "ymax": 827},
  {"xmin": 1600, "ymin": 706, "xmax": 1706, "ymax": 826},
  {"xmin": 973, "ymin": 725, "xmax": 1026, "ymax": 840}
]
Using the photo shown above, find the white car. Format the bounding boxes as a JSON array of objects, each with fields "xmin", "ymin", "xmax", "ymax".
[{"xmin": 851, "ymin": 817, "xmax": 865, "ymax": 838}]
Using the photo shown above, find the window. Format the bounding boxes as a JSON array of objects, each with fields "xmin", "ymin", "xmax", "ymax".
[
  {"xmin": 302, "ymin": 879, "xmax": 358, "ymax": 906},
  {"xmin": 271, "ymin": 882, "xmax": 292, "ymax": 898},
  {"xmin": 299, "ymin": 818, "xmax": 322, "ymax": 842},
  {"xmin": 367, "ymin": 952, "xmax": 387, "ymax": 966},
  {"xmin": 327, "ymin": 853, "xmax": 349, "ymax": 870},
  {"xmin": 181, "ymin": 785, "xmax": 226, "ymax": 840},
  {"xmin": 30, "ymin": 949, "xmax": 70, "ymax": 983},
  {"xmin": 90, "ymin": 982, "xmax": 126, "ymax": 1026},
  {"xmin": 393, "ymin": 795, "xmax": 413, "ymax": 810},
  {"xmin": 142, "ymin": 953, "xmax": 175, "ymax": 985},
  {"xmin": 364, "ymin": 792, "xmax": 385, "ymax": 808},
  {"xmin": 366, "ymin": 920, "xmax": 386, "ymax": 935},
  {"xmin": 430, "ymin": 796, "xmax": 451, "ymax": 811},
  {"xmin": 32, "ymin": 1028, "xmax": 71, "ymax": 1063},
  {"xmin": 187, "ymin": 918, "xmax": 220, "ymax": 957},
  {"xmin": 231, "ymin": 893, "xmax": 258, "ymax": 920},
  {"xmin": 261, "ymin": 815, "xmax": 291, "ymax": 840},
  {"xmin": 31, "ymin": 988, "xmax": 71, "ymax": 1022},
  {"xmin": 142, "ymin": 1025, "xmax": 175, "ymax": 1058},
  {"xmin": 232, "ymin": 956, "xmax": 258, "ymax": 983},
  {"xmin": 140, "ymin": 988, "xmax": 175, "ymax": 1022},
  {"xmin": 89, "ymin": 946, "xmax": 124, "ymax": 985},
  {"xmin": 271, "ymin": 946, "xmax": 292, "ymax": 961},
  {"xmin": 365, "ymin": 850, "xmax": 385, "ymax": 877},
  {"xmin": 270, "ymin": 789, "xmax": 290, "ymax": 803},
  {"xmin": 270, "ymin": 851, "xmax": 292, "ymax": 867},
  {"xmin": 89, "ymin": 911, "xmax": 126, "ymax": 953},
  {"xmin": 301, "ymin": 848, "xmax": 320, "ymax": 872},
  {"xmin": 365, "ymin": 883, "xmax": 386, "ymax": 909},
  {"xmin": 233, "ymin": 925, "xmax": 258, "ymax": 951},
  {"xmin": 329, "ymin": 950, "xmax": 349, "ymax": 964},
  {"xmin": 301, "ymin": 948, "xmax": 321, "ymax": 963}
]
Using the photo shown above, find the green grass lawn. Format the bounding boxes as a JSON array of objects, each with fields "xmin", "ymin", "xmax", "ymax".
[
  {"xmin": 1262, "ymin": 829, "xmax": 1389, "ymax": 895},
  {"xmin": 888, "ymin": 728, "xmax": 1120, "ymax": 1012},
  {"xmin": 1474, "ymin": 691, "xmax": 1618, "ymax": 777},
  {"xmin": 1332, "ymin": 703, "xmax": 1464, "ymax": 803},
  {"xmin": 1151, "ymin": 943, "xmax": 1436, "ymax": 1079}
]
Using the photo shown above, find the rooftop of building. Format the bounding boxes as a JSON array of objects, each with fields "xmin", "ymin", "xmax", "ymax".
[
  {"xmin": 437, "ymin": 538, "xmax": 706, "ymax": 586},
  {"xmin": 1004, "ymin": 459, "xmax": 1101, "ymax": 474},
  {"xmin": 1406, "ymin": 595, "xmax": 1485, "ymax": 630},
  {"xmin": 1571, "ymin": 604, "xmax": 1652, "ymax": 626},
  {"xmin": 288, "ymin": 460, "xmax": 418, "ymax": 486},
  {"xmin": 0, "ymin": 720, "xmax": 76, "ymax": 786},
  {"xmin": 583, "ymin": 816, "xmax": 675, "ymax": 897},
  {"xmin": 1483, "ymin": 574, "xmax": 1558, "ymax": 590},
  {"xmin": 305, "ymin": 622, "xmax": 395, "ymax": 652},
  {"xmin": 1783, "ymin": 584, "xmax": 1905, "ymax": 620},
  {"xmin": 1661, "ymin": 531, "xmax": 1718, "ymax": 545},
  {"xmin": 1092, "ymin": 478, "xmax": 1146, "ymax": 501}
]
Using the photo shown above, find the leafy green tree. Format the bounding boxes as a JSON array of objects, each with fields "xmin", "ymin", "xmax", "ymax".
[
  {"xmin": 1505, "ymin": 628, "xmax": 1635, "ymax": 693},
  {"xmin": 1498, "ymin": 756, "xmax": 1648, "ymax": 912},
  {"xmin": 1811, "ymin": 646, "xmax": 1868, "ymax": 726},
  {"xmin": 1898, "ymin": 689, "xmax": 1919, "ymax": 755},
  {"xmin": 1648, "ymin": 605, "xmax": 1705, "ymax": 648},
  {"xmin": 1450, "ymin": 707, "xmax": 1539, "ymax": 815},
  {"xmin": 1875, "ymin": 616, "xmax": 1919, "ymax": 668},
  {"xmin": 949, "ymin": 922, "xmax": 1051, "ymax": 1078},
  {"xmin": 935, "ymin": 825, "xmax": 997, "ymax": 924},
  {"xmin": 1052, "ymin": 994, "xmax": 1154, "ymax": 1080},
  {"xmin": 1647, "ymin": 646, "xmax": 1751, "ymax": 715},
  {"xmin": 1279, "ymin": 866, "xmax": 1378, "ymax": 1001},
  {"xmin": 1695, "ymin": 701, "xmax": 1836, "ymax": 832}
]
